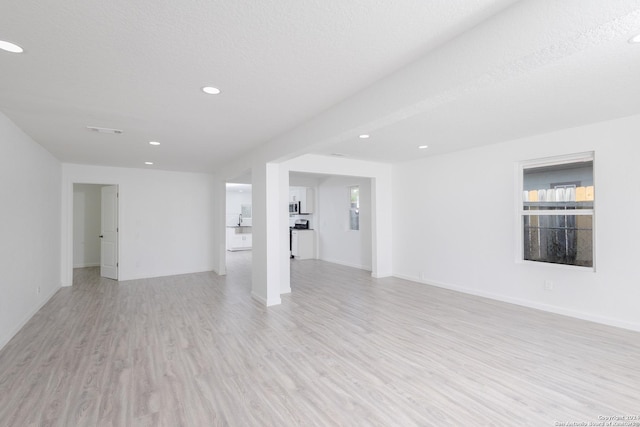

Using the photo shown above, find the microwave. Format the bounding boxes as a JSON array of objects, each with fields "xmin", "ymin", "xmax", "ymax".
[{"xmin": 289, "ymin": 202, "xmax": 299, "ymax": 214}]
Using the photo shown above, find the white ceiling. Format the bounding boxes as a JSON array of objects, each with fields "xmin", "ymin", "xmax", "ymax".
[
  {"xmin": 2, "ymin": 1, "xmax": 640, "ymax": 172},
  {"xmin": 226, "ymin": 183, "xmax": 252, "ymax": 193}
]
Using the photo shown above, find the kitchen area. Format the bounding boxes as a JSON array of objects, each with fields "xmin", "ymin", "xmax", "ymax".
[
  {"xmin": 226, "ymin": 173, "xmax": 370, "ymax": 270},
  {"xmin": 289, "ymin": 186, "xmax": 316, "ymax": 260},
  {"xmin": 225, "ymin": 183, "xmax": 253, "ymax": 251},
  {"xmin": 226, "ymin": 182, "xmax": 318, "ymax": 260}
]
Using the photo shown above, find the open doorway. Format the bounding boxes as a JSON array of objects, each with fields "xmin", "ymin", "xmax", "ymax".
[
  {"xmin": 225, "ymin": 183, "xmax": 253, "ymax": 251},
  {"xmin": 224, "ymin": 182, "xmax": 252, "ymax": 277},
  {"xmin": 73, "ymin": 183, "xmax": 119, "ymax": 282},
  {"xmin": 289, "ymin": 172, "xmax": 372, "ymax": 271}
]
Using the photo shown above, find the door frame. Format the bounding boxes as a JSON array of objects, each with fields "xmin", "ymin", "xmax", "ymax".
[{"xmin": 64, "ymin": 181, "xmax": 120, "ymax": 286}]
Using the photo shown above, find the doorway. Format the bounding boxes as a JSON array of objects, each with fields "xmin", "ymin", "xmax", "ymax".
[
  {"xmin": 225, "ymin": 182, "xmax": 253, "ymax": 252},
  {"xmin": 72, "ymin": 183, "xmax": 119, "ymax": 281}
]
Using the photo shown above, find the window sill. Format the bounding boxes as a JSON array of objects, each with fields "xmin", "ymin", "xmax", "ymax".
[{"xmin": 518, "ymin": 259, "xmax": 595, "ymax": 272}]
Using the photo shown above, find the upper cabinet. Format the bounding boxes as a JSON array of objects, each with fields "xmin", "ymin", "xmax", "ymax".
[
  {"xmin": 302, "ymin": 188, "xmax": 314, "ymax": 213},
  {"xmin": 289, "ymin": 188, "xmax": 301, "ymax": 203},
  {"xmin": 290, "ymin": 187, "xmax": 315, "ymax": 214}
]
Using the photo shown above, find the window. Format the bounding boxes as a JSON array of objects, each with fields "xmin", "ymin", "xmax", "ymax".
[
  {"xmin": 520, "ymin": 153, "xmax": 594, "ymax": 268},
  {"xmin": 349, "ymin": 186, "xmax": 359, "ymax": 231}
]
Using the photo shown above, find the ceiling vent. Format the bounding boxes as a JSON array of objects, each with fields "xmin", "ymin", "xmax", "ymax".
[{"xmin": 87, "ymin": 126, "xmax": 123, "ymax": 134}]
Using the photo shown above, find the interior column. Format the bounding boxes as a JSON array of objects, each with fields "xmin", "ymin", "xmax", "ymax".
[
  {"xmin": 251, "ymin": 162, "xmax": 283, "ymax": 306},
  {"xmin": 211, "ymin": 177, "xmax": 226, "ymax": 276},
  {"xmin": 371, "ymin": 171, "xmax": 393, "ymax": 278}
]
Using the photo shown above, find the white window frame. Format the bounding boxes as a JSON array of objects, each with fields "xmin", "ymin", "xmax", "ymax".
[
  {"xmin": 348, "ymin": 185, "xmax": 360, "ymax": 231},
  {"xmin": 515, "ymin": 151, "xmax": 595, "ymax": 271}
]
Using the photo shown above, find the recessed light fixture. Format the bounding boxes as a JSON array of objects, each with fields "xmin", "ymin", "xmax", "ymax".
[
  {"xmin": 145, "ymin": 161, "xmax": 154, "ymax": 165},
  {"xmin": 418, "ymin": 145, "xmax": 428, "ymax": 149},
  {"xmin": 629, "ymin": 33, "xmax": 640, "ymax": 43},
  {"xmin": 149, "ymin": 141, "xmax": 160, "ymax": 146},
  {"xmin": 359, "ymin": 134, "xmax": 370, "ymax": 139},
  {"xmin": 202, "ymin": 86, "xmax": 221, "ymax": 95},
  {"xmin": 87, "ymin": 126, "xmax": 123, "ymax": 134},
  {"xmin": 0, "ymin": 40, "xmax": 23, "ymax": 53}
]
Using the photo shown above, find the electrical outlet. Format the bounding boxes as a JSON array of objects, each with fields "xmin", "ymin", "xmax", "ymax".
[{"xmin": 544, "ymin": 280, "xmax": 554, "ymax": 291}]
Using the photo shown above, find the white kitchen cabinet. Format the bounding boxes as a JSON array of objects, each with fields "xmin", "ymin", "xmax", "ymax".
[
  {"xmin": 301, "ymin": 188, "xmax": 314, "ymax": 213},
  {"xmin": 290, "ymin": 187, "xmax": 315, "ymax": 214},
  {"xmin": 292, "ymin": 229, "xmax": 315, "ymax": 259},
  {"xmin": 290, "ymin": 188, "xmax": 302, "ymax": 203},
  {"xmin": 226, "ymin": 226, "xmax": 252, "ymax": 251}
]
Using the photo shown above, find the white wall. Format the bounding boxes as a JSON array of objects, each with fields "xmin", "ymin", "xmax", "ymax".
[
  {"xmin": 317, "ymin": 176, "xmax": 372, "ymax": 270},
  {"xmin": 290, "ymin": 174, "xmax": 320, "ymax": 188},
  {"xmin": 0, "ymin": 113, "xmax": 61, "ymax": 350},
  {"xmin": 393, "ymin": 113, "xmax": 640, "ymax": 331},
  {"xmin": 73, "ymin": 184, "xmax": 102, "ymax": 267},
  {"xmin": 61, "ymin": 164, "xmax": 216, "ymax": 284}
]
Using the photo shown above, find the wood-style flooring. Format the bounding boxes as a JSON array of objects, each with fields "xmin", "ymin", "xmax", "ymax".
[{"xmin": 1, "ymin": 252, "xmax": 639, "ymax": 426}]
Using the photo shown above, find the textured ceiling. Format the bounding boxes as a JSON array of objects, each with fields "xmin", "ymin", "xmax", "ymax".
[
  {"xmin": 313, "ymin": 0, "xmax": 640, "ymax": 162},
  {"xmin": 1, "ymin": 0, "xmax": 640, "ymax": 172}
]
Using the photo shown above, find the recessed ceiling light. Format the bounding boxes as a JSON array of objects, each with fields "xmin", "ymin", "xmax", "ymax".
[
  {"xmin": 149, "ymin": 141, "xmax": 160, "ymax": 146},
  {"xmin": 418, "ymin": 145, "xmax": 428, "ymax": 149},
  {"xmin": 359, "ymin": 134, "xmax": 370, "ymax": 139},
  {"xmin": 202, "ymin": 86, "xmax": 221, "ymax": 95},
  {"xmin": 0, "ymin": 40, "xmax": 23, "ymax": 53},
  {"xmin": 629, "ymin": 33, "xmax": 640, "ymax": 43},
  {"xmin": 145, "ymin": 161, "xmax": 154, "ymax": 165}
]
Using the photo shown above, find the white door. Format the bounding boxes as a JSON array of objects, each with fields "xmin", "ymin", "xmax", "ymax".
[{"xmin": 100, "ymin": 185, "xmax": 118, "ymax": 280}]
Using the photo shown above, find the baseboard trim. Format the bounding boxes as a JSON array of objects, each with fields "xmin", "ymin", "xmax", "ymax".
[
  {"xmin": 0, "ymin": 284, "xmax": 60, "ymax": 352},
  {"xmin": 393, "ymin": 273, "xmax": 640, "ymax": 333},
  {"xmin": 251, "ymin": 291, "xmax": 281, "ymax": 307},
  {"xmin": 372, "ymin": 271, "xmax": 392, "ymax": 279},
  {"xmin": 73, "ymin": 262, "xmax": 100, "ymax": 268},
  {"xmin": 120, "ymin": 267, "xmax": 217, "ymax": 282},
  {"xmin": 319, "ymin": 257, "xmax": 371, "ymax": 272}
]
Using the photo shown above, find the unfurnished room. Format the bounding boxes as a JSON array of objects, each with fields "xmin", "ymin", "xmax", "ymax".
[{"xmin": 1, "ymin": 1, "xmax": 640, "ymax": 426}]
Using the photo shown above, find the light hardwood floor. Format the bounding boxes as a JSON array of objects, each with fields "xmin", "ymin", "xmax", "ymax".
[{"xmin": 1, "ymin": 252, "xmax": 639, "ymax": 426}]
